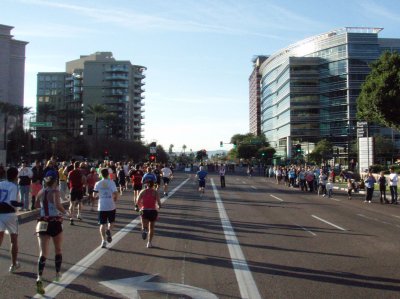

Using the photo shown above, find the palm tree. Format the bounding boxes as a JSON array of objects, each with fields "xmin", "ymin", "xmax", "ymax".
[
  {"xmin": 169, "ymin": 144, "xmax": 174, "ymax": 154},
  {"xmin": 0, "ymin": 102, "xmax": 31, "ymax": 151},
  {"xmin": 86, "ymin": 104, "xmax": 108, "ymax": 142},
  {"xmin": 182, "ymin": 144, "xmax": 187, "ymax": 154}
]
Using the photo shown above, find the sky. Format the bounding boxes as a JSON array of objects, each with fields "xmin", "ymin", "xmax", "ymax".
[{"xmin": 1, "ymin": 0, "xmax": 400, "ymax": 153}]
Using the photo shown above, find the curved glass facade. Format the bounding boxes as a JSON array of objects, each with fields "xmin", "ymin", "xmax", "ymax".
[{"xmin": 259, "ymin": 27, "xmax": 400, "ymax": 160}]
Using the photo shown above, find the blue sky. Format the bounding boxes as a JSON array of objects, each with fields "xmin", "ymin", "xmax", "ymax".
[{"xmin": 2, "ymin": 0, "xmax": 400, "ymax": 153}]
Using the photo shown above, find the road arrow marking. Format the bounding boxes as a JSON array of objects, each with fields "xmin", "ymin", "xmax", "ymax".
[{"xmin": 99, "ymin": 274, "xmax": 218, "ymax": 299}]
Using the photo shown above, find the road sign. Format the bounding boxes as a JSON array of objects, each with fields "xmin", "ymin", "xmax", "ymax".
[
  {"xmin": 357, "ymin": 128, "xmax": 366, "ymax": 137},
  {"xmin": 29, "ymin": 122, "xmax": 53, "ymax": 128},
  {"xmin": 357, "ymin": 121, "xmax": 368, "ymax": 127}
]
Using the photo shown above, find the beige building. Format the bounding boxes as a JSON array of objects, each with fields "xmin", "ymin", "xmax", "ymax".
[{"xmin": 37, "ymin": 52, "xmax": 146, "ymax": 142}]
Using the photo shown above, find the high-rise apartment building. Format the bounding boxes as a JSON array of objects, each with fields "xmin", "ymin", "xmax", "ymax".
[
  {"xmin": 36, "ymin": 52, "xmax": 146, "ymax": 142},
  {"xmin": 0, "ymin": 24, "xmax": 28, "ymax": 153},
  {"xmin": 249, "ymin": 55, "xmax": 268, "ymax": 136},
  {"xmin": 258, "ymin": 27, "xmax": 400, "ymax": 162}
]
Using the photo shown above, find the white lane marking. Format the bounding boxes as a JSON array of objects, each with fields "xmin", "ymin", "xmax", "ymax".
[
  {"xmin": 311, "ymin": 215, "xmax": 346, "ymax": 231},
  {"xmin": 331, "ymin": 198, "xmax": 341, "ymax": 202},
  {"xmin": 211, "ymin": 179, "xmax": 262, "ymax": 299},
  {"xmin": 291, "ymin": 221, "xmax": 316, "ymax": 236},
  {"xmin": 391, "ymin": 214, "xmax": 400, "ymax": 219},
  {"xmin": 100, "ymin": 275, "xmax": 218, "ymax": 299},
  {"xmin": 242, "ymin": 181, "xmax": 247, "ymax": 184},
  {"xmin": 269, "ymin": 194, "xmax": 284, "ymax": 202},
  {"xmin": 33, "ymin": 178, "xmax": 190, "ymax": 299},
  {"xmin": 358, "ymin": 214, "xmax": 400, "ymax": 227},
  {"xmin": 251, "ymin": 186, "xmax": 257, "ymax": 190}
]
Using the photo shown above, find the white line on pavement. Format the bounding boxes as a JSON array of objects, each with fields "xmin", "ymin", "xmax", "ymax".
[
  {"xmin": 291, "ymin": 222, "xmax": 317, "ymax": 236},
  {"xmin": 211, "ymin": 179, "xmax": 262, "ymax": 299},
  {"xmin": 242, "ymin": 181, "xmax": 247, "ymax": 184},
  {"xmin": 251, "ymin": 186, "xmax": 257, "ymax": 190},
  {"xmin": 33, "ymin": 178, "xmax": 190, "ymax": 299},
  {"xmin": 269, "ymin": 194, "xmax": 284, "ymax": 202},
  {"xmin": 358, "ymin": 213, "xmax": 398, "ymax": 227},
  {"xmin": 311, "ymin": 215, "xmax": 346, "ymax": 231}
]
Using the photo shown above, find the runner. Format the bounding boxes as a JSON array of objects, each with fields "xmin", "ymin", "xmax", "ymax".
[
  {"xmin": 34, "ymin": 170, "xmax": 69, "ymax": 295},
  {"xmin": 161, "ymin": 164, "xmax": 173, "ymax": 197},
  {"xmin": 67, "ymin": 161, "xmax": 86, "ymax": 224},
  {"xmin": 153, "ymin": 164, "xmax": 161, "ymax": 191},
  {"xmin": 196, "ymin": 166, "xmax": 208, "ymax": 195},
  {"xmin": 0, "ymin": 167, "xmax": 22, "ymax": 273},
  {"xmin": 93, "ymin": 168, "xmax": 118, "ymax": 248},
  {"xmin": 136, "ymin": 174, "xmax": 161, "ymax": 248},
  {"xmin": 86, "ymin": 167, "xmax": 99, "ymax": 211},
  {"xmin": 129, "ymin": 164, "xmax": 144, "ymax": 203}
]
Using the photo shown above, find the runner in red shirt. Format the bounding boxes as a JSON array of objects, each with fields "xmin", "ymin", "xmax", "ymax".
[
  {"xmin": 67, "ymin": 161, "xmax": 86, "ymax": 225},
  {"xmin": 129, "ymin": 164, "xmax": 144, "ymax": 204}
]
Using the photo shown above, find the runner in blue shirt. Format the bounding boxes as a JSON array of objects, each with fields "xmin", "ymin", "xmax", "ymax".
[{"xmin": 196, "ymin": 166, "xmax": 208, "ymax": 195}]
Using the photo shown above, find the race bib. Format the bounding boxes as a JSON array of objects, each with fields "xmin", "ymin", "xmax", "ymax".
[{"xmin": 36, "ymin": 221, "xmax": 48, "ymax": 233}]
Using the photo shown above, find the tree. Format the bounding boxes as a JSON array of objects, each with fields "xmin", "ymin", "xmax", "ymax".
[
  {"xmin": 308, "ymin": 139, "xmax": 333, "ymax": 164},
  {"xmin": 196, "ymin": 149, "xmax": 208, "ymax": 162},
  {"xmin": 357, "ymin": 51, "xmax": 400, "ymax": 129},
  {"xmin": 257, "ymin": 146, "xmax": 276, "ymax": 163},
  {"xmin": 169, "ymin": 144, "xmax": 174, "ymax": 154},
  {"xmin": 86, "ymin": 104, "xmax": 108, "ymax": 141},
  {"xmin": 0, "ymin": 103, "xmax": 31, "ymax": 160},
  {"xmin": 229, "ymin": 133, "xmax": 271, "ymax": 160},
  {"xmin": 182, "ymin": 144, "xmax": 187, "ymax": 153}
]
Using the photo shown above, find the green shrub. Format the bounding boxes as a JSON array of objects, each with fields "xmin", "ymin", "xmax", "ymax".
[{"xmin": 369, "ymin": 164, "xmax": 389, "ymax": 173}]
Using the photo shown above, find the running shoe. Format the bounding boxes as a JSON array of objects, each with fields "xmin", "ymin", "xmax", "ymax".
[
  {"xmin": 101, "ymin": 241, "xmax": 107, "ymax": 248},
  {"xmin": 54, "ymin": 272, "xmax": 62, "ymax": 282},
  {"xmin": 146, "ymin": 242, "xmax": 152, "ymax": 248},
  {"xmin": 141, "ymin": 229, "xmax": 148, "ymax": 240},
  {"xmin": 77, "ymin": 214, "xmax": 82, "ymax": 220},
  {"xmin": 106, "ymin": 230, "xmax": 112, "ymax": 243},
  {"xmin": 9, "ymin": 262, "xmax": 20, "ymax": 273},
  {"xmin": 70, "ymin": 218, "xmax": 74, "ymax": 225},
  {"xmin": 36, "ymin": 279, "xmax": 45, "ymax": 295}
]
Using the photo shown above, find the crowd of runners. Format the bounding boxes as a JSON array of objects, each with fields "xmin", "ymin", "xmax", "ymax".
[{"xmin": 0, "ymin": 156, "xmax": 175, "ymax": 295}]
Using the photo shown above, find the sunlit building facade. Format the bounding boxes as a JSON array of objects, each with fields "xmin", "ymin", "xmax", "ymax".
[
  {"xmin": 259, "ymin": 27, "xmax": 400, "ymax": 161},
  {"xmin": 36, "ymin": 52, "xmax": 146, "ymax": 142},
  {"xmin": 249, "ymin": 55, "xmax": 268, "ymax": 136}
]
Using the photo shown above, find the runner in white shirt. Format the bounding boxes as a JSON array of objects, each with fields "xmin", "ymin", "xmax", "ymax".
[
  {"xmin": 0, "ymin": 167, "xmax": 23, "ymax": 273},
  {"xmin": 93, "ymin": 168, "xmax": 118, "ymax": 248},
  {"xmin": 161, "ymin": 164, "xmax": 173, "ymax": 196}
]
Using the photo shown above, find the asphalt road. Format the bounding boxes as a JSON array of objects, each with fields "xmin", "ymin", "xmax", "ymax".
[{"xmin": 1, "ymin": 172, "xmax": 400, "ymax": 298}]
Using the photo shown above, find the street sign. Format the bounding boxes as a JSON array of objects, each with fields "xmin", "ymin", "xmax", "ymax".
[
  {"xmin": 357, "ymin": 128, "xmax": 366, "ymax": 137},
  {"xmin": 29, "ymin": 122, "xmax": 53, "ymax": 128},
  {"xmin": 357, "ymin": 121, "xmax": 368, "ymax": 127}
]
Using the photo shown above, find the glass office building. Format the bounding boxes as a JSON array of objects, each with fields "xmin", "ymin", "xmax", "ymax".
[{"xmin": 259, "ymin": 27, "xmax": 400, "ymax": 162}]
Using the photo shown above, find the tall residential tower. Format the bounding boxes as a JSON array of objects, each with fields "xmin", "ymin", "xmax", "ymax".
[{"xmin": 36, "ymin": 52, "xmax": 146, "ymax": 142}]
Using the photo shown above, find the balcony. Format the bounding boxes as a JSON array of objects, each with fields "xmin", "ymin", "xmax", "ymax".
[
  {"xmin": 105, "ymin": 74, "xmax": 129, "ymax": 81},
  {"xmin": 105, "ymin": 66, "xmax": 129, "ymax": 73}
]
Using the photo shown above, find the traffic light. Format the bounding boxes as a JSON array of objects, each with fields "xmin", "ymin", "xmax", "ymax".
[
  {"xmin": 295, "ymin": 144, "xmax": 301, "ymax": 153},
  {"xmin": 220, "ymin": 141, "xmax": 223, "ymax": 148},
  {"xmin": 149, "ymin": 154, "xmax": 156, "ymax": 162}
]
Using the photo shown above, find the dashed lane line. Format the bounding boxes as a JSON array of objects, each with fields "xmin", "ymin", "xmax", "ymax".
[
  {"xmin": 211, "ymin": 179, "xmax": 262, "ymax": 299},
  {"xmin": 33, "ymin": 178, "xmax": 190, "ymax": 299},
  {"xmin": 311, "ymin": 215, "xmax": 346, "ymax": 231},
  {"xmin": 358, "ymin": 213, "xmax": 400, "ymax": 228},
  {"xmin": 291, "ymin": 221, "xmax": 317, "ymax": 236},
  {"xmin": 269, "ymin": 194, "xmax": 284, "ymax": 202}
]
